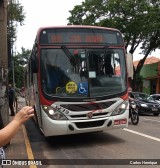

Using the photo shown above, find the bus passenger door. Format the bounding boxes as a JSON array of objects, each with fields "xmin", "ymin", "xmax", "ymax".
[{"xmin": 31, "ymin": 51, "xmax": 43, "ymax": 128}]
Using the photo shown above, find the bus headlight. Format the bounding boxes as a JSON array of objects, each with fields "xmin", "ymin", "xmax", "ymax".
[
  {"xmin": 42, "ymin": 105, "xmax": 68, "ymax": 120},
  {"xmin": 111, "ymin": 101, "xmax": 128, "ymax": 116}
]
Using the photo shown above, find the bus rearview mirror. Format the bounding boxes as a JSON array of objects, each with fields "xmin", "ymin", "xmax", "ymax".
[{"xmin": 126, "ymin": 53, "xmax": 133, "ymax": 79}]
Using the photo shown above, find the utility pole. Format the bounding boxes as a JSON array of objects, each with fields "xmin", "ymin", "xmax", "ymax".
[
  {"xmin": 10, "ymin": 0, "xmax": 15, "ymax": 89},
  {"xmin": 0, "ymin": 0, "xmax": 9, "ymax": 128}
]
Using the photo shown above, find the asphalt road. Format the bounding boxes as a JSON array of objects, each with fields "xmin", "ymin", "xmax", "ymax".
[{"xmin": 24, "ymin": 114, "xmax": 160, "ymax": 168}]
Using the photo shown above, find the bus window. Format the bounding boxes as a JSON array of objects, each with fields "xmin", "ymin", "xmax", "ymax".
[{"xmin": 41, "ymin": 49, "xmax": 70, "ymax": 94}]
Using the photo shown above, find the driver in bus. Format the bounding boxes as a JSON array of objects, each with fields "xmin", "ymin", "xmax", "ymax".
[{"xmin": 103, "ymin": 52, "xmax": 114, "ymax": 77}]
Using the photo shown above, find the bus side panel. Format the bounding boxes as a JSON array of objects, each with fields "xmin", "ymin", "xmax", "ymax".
[{"xmin": 33, "ymin": 73, "xmax": 43, "ymax": 129}]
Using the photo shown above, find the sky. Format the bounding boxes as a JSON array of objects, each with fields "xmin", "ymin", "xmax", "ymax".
[
  {"xmin": 16, "ymin": 0, "xmax": 83, "ymax": 52},
  {"xmin": 15, "ymin": 0, "xmax": 160, "ymax": 61}
]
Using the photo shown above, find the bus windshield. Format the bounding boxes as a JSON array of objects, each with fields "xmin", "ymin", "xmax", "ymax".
[{"xmin": 40, "ymin": 47, "xmax": 127, "ymax": 98}]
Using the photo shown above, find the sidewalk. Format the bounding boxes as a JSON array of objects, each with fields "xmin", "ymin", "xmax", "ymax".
[
  {"xmin": 4, "ymin": 97, "xmax": 29, "ymax": 160},
  {"xmin": 4, "ymin": 124, "xmax": 28, "ymax": 159}
]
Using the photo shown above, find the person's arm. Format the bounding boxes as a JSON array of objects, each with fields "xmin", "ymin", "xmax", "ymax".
[{"xmin": 0, "ymin": 106, "xmax": 34, "ymax": 147}]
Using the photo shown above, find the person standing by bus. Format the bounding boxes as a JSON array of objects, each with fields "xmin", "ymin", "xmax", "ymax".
[{"xmin": 8, "ymin": 84, "xmax": 15, "ymax": 116}]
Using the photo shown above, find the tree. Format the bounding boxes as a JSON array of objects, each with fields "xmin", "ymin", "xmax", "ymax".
[
  {"xmin": 7, "ymin": 0, "xmax": 25, "ymax": 43},
  {"xmin": 8, "ymin": 48, "xmax": 31, "ymax": 88},
  {"xmin": 7, "ymin": 0, "xmax": 26, "ymax": 87},
  {"xmin": 68, "ymin": 0, "xmax": 160, "ymax": 91},
  {"xmin": 7, "ymin": 0, "xmax": 25, "ymax": 70}
]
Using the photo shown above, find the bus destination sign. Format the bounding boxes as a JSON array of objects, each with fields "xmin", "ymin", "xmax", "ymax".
[
  {"xmin": 49, "ymin": 35, "xmax": 104, "ymax": 43},
  {"xmin": 39, "ymin": 28, "xmax": 123, "ymax": 45}
]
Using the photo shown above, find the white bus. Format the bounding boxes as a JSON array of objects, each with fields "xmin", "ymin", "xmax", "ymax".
[{"xmin": 24, "ymin": 25, "xmax": 133, "ymax": 137}]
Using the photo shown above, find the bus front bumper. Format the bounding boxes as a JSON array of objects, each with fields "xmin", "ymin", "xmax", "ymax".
[{"xmin": 41, "ymin": 111, "xmax": 129, "ymax": 137}]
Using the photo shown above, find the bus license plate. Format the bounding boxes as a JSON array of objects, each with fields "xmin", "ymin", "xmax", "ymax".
[{"xmin": 152, "ymin": 108, "xmax": 158, "ymax": 111}]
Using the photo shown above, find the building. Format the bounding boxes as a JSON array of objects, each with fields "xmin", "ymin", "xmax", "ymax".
[{"xmin": 134, "ymin": 56, "xmax": 160, "ymax": 94}]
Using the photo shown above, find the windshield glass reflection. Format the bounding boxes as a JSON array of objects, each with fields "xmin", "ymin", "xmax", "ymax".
[{"xmin": 40, "ymin": 47, "xmax": 127, "ymax": 98}]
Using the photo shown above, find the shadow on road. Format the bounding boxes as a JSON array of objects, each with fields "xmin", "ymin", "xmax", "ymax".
[{"xmin": 25, "ymin": 118, "xmax": 125, "ymax": 148}]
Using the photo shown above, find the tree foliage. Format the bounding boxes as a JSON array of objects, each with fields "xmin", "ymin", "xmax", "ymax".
[
  {"xmin": 68, "ymin": 0, "xmax": 160, "ymax": 91},
  {"xmin": 7, "ymin": 0, "xmax": 25, "ymax": 44},
  {"xmin": 7, "ymin": 0, "xmax": 25, "ymax": 69},
  {"xmin": 8, "ymin": 48, "xmax": 31, "ymax": 88},
  {"xmin": 7, "ymin": 0, "xmax": 26, "ymax": 87}
]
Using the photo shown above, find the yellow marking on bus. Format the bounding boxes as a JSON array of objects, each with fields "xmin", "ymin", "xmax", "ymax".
[{"xmin": 22, "ymin": 125, "xmax": 37, "ymax": 168}]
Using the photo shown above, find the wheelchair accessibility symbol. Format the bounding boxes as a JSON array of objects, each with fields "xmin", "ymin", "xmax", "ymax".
[{"xmin": 78, "ymin": 82, "xmax": 88, "ymax": 94}]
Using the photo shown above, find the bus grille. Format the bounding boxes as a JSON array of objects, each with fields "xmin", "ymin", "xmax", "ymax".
[
  {"xmin": 75, "ymin": 120, "xmax": 105, "ymax": 129},
  {"xmin": 69, "ymin": 112, "xmax": 109, "ymax": 119},
  {"xmin": 61, "ymin": 101, "xmax": 116, "ymax": 111}
]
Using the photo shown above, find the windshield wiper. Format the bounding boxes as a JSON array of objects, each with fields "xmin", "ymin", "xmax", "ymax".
[{"xmin": 61, "ymin": 45, "xmax": 79, "ymax": 66}]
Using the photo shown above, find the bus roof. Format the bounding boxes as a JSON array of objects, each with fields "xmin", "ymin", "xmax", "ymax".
[
  {"xmin": 34, "ymin": 25, "xmax": 123, "ymax": 46},
  {"xmin": 36, "ymin": 25, "xmax": 121, "ymax": 35}
]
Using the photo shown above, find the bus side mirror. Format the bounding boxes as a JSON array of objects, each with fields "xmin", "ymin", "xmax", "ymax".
[
  {"xmin": 31, "ymin": 55, "xmax": 38, "ymax": 73},
  {"xmin": 126, "ymin": 53, "xmax": 133, "ymax": 79}
]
